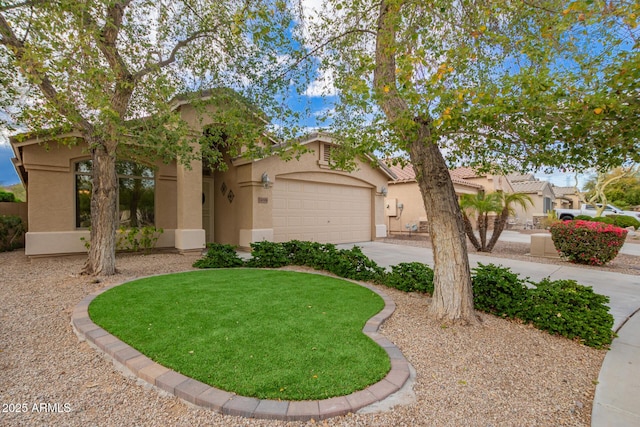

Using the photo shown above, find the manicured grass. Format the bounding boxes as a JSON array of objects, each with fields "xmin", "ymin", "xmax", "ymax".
[{"xmin": 89, "ymin": 269, "xmax": 390, "ymax": 400}]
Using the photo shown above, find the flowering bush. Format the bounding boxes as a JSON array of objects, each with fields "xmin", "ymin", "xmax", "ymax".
[{"xmin": 550, "ymin": 220, "xmax": 628, "ymax": 265}]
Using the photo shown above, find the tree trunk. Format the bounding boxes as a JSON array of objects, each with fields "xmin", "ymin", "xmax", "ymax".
[
  {"xmin": 374, "ymin": 0, "xmax": 478, "ymax": 325},
  {"xmin": 486, "ymin": 208, "xmax": 509, "ymax": 252},
  {"xmin": 478, "ymin": 213, "xmax": 488, "ymax": 251},
  {"xmin": 410, "ymin": 133, "xmax": 479, "ymax": 325},
  {"xmin": 462, "ymin": 212, "xmax": 482, "ymax": 251},
  {"xmin": 83, "ymin": 143, "xmax": 118, "ymax": 275}
]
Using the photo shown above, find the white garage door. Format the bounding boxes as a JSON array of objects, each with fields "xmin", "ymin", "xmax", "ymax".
[{"xmin": 273, "ymin": 179, "xmax": 372, "ymax": 244}]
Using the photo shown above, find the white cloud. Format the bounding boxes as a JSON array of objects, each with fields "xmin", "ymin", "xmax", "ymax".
[
  {"xmin": 304, "ymin": 67, "xmax": 337, "ymax": 97},
  {"xmin": 0, "ymin": 128, "xmax": 9, "ymax": 147},
  {"xmin": 535, "ymin": 170, "xmax": 594, "ymax": 191}
]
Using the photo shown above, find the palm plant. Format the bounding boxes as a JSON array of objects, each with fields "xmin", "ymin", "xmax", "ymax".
[{"xmin": 460, "ymin": 192, "xmax": 533, "ymax": 252}]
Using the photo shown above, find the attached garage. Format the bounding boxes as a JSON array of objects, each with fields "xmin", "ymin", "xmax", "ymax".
[{"xmin": 273, "ymin": 178, "xmax": 372, "ymax": 244}]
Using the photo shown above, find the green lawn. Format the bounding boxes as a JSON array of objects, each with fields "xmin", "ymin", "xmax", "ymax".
[{"xmin": 89, "ymin": 269, "xmax": 390, "ymax": 400}]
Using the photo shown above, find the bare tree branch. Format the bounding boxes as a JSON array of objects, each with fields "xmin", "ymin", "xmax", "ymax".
[
  {"xmin": 133, "ymin": 29, "xmax": 218, "ymax": 79},
  {"xmin": 93, "ymin": 0, "xmax": 134, "ymax": 82}
]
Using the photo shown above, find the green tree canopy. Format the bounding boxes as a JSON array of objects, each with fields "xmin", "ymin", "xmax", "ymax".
[
  {"xmin": 302, "ymin": 0, "xmax": 638, "ymax": 323},
  {"xmin": 306, "ymin": 0, "xmax": 639, "ymax": 174},
  {"xmin": 583, "ymin": 166, "xmax": 640, "ymax": 208},
  {"xmin": 0, "ymin": 0, "xmax": 309, "ymax": 274}
]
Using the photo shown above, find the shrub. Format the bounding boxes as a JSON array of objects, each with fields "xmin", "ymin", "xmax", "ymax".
[
  {"xmin": 383, "ymin": 262, "xmax": 434, "ymax": 294},
  {"xmin": 585, "ymin": 216, "xmax": 615, "ymax": 225},
  {"xmin": 0, "ymin": 191, "xmax": 16, "ymax": 202},
  {"xmin": 550, "ymin": 220, "xmax": 627, "ymax": 265},
  {"xmin": 193, "ymin": 243, "xmax": 245, "ymax": 268},
  {"xmin": 327, "ymin": 246, "xmax": 385, "ymax": 282},
  {"xmin": 281, "ymin": 240, "xmax": 337, "ymax": 271},
  {"xmin": 610, "ymin": 214, "xmax": 640, "ymax": 230},
  {"xmin": 573, "ymin": 215, "xmax": 592, "ymax": 221},
  {"xmin": 524, "ymin": 278, "xmax": 614, "ymax": 348},
  {"xmin": 116, "ymin": 226, "xmax": 164, "ymax": 253},
  {"xmin": 471, "ymin": 263, "xmax": 530, "ymax": 319},
  {"xmin": 242, "ymin": 240, "xmax": 384, "ymax": 282},
  {"xmin": 0, "ymin": 215, "xmax": 25, "ymax": 252},
  {"xmin": 245, "ymin": 241, "xmax": 290, "ymax": 268}
]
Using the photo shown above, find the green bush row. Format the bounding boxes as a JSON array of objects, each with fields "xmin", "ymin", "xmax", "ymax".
[
  {"xmin": 471, "ymin": 263, "xmax": 614, "ymax": 348},
  {"xmin": 574, "ymin": 214, "xmax": 640, "ymax": 229},
  {"xmin": 192, "ymin": 241, "xmax": 614, "ymax": 348}
]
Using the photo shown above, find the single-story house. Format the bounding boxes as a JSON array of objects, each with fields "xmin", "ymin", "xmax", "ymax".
[
  {"xmin": 10, "ymin": 107, "xmax": 393, "ymax": 257},
  {"xmin": 508, "ymin": 175, "xmax": 557, "ymax": 226},
  {"xmin": 551, "ymin": 185, "xmax": 581, "ymax": 210},
  {"xmin": 384, "ymin": 164, "xmax": 508, "ymax": 233}
]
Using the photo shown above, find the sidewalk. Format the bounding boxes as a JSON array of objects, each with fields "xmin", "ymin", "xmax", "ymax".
[{"xmin": 337, "ymin": 241, "xmax": 640, "ymax": 427}]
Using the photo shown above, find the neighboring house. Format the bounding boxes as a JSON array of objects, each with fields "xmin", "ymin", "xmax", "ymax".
[
  {"xmin": 507, "ymin": 175, "xmax": 557, "ymax": 226},
  {"xmin": 10, "ymin": 115, "xmax": 392, "ymax": 256},
  {"xmin": 551, "ymin": 185, "xmax": 581, "ymax": 210},
  {"xmin": 385, "ymin": 165, "xmax": 581, "ymax": 233},
  {"xmin": 385, "ymin": 164, "xmax": 488, "ymax": 234},
  {"xmin": 450, "ymin": 167, "xmax": 515, "ymax": 194}
]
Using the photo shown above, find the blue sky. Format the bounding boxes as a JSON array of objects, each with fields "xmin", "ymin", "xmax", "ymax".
[{"xmin": 0, "ymin": 141, "xmax": 19, "ymax": 186}]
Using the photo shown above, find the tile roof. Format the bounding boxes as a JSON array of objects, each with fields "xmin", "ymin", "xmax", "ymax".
[
  {"xmin": 387, "ymin": 163, "xmax": 484, "ymax": 189},
  {"xmin": 449, "ymin": 167, "xmax": 482, "ymax": 179},
  {"xmin": 552, "ymin": 186, "xmax": 579, "ymax": 197},
  {"xmin": 507, "ymin": 173, "xmax": 536, "ymax": 183},
  {"xmin": 510, "ymin": 180, "xmax": 550, "ymax": 194}
]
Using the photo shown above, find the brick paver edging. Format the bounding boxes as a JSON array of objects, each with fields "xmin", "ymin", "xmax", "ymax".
[{"xmin": 71, "ymin": 272, "xmax": 412, "ymax": 421}]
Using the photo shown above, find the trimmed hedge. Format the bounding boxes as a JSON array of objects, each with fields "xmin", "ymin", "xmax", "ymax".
[
  {"xmin": 193, "ymin": 243, "xmax": 245, "ymax": 268},
  {"xmin": 550, "ymin": 220, "xmax": 627, "ymax": 265},
  {"xmin": 526, "ymin": 278, "xmax": 614, "ymax": 348},
  {"xmin": 472, "ymin": 263, "xmax": 529, "ymax": 319},
  {"xmin": 572, "ymin": 214, "xmax": 639, "ymax": 229},
  {"xmin": 384, "ymin": 262, "xmax": 434, "ymax": 294},
  {"xmin": 472, "ymin": 263, "xmax": 614, "ymax": 348},
  {"xmin": 245, "ymin": 240, "xmax": 385, "ymax": 282},
  {"xmin": 609, "ymin": 215, "xmax": 640, "ymax": 229}
]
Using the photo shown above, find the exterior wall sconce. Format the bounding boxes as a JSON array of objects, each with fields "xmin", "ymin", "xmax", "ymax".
[
  {"xmin": 261, "ymin": 172, "xmax": 273, "ymax": 189},
  {"xmin": 379, "ymin": 186, "xmax": 388, "ymax": 196}
]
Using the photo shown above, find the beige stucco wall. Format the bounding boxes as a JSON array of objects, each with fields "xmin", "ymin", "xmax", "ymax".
[
  {"xmin": 17, "ymin": 140, "xmax": 180, "ymax": 255},
  {"xmin": 465, "ymin": 174, "xmax": 513, "ymax": 193},
  {"xmin": 22, "ymin": 142, "xmax": 85, "ymax": 232},
  {"xmin": 512, "ymin": 185, "xmax": 556, "ymax": 225},
  {"xmin": 15, "ymin": 130, "xmax": 390, "ymax": 253},
  {"xmin": 216, "ymin": 140, "xmax": 390, "ymax": 247},
  {"xmin": 555, "ymin": 193, "xmax": 581, "ymax": 209},
  {"xmin": 386, "ymin": 180, "xmax": 481, "ymax": 233}
]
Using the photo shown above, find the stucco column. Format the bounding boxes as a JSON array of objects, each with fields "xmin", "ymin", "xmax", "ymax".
[{"xmin": 174, "ymin": 152, "xmax": 205, "ymax": 251}]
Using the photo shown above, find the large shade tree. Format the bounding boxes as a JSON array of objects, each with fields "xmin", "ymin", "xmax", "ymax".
[
  {"xmin": 0, "ymin": 0, "xmax": 307, "ymax": 275},
  {"xmin": 304, "ymin": 0, "xmax": 639, "ymax": 324}
]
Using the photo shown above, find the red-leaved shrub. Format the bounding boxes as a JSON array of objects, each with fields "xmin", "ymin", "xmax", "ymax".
[{"xmin": 550, "ymin": 220, "xmax": 627, "ymax": 265}]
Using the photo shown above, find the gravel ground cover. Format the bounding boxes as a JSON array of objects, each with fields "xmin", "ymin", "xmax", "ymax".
[{"xmin": 1, "ymin": 248, "xmax": 606, "ymax": 426}]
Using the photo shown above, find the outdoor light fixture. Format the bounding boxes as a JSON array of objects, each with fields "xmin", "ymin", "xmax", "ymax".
[
  {"xmin": 261, "ymin": 172, "xmax": 272, "ymax": 189},
  {"xmin": 380, "ymin": 186, "xmax": 388, "ymax": 196}
]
